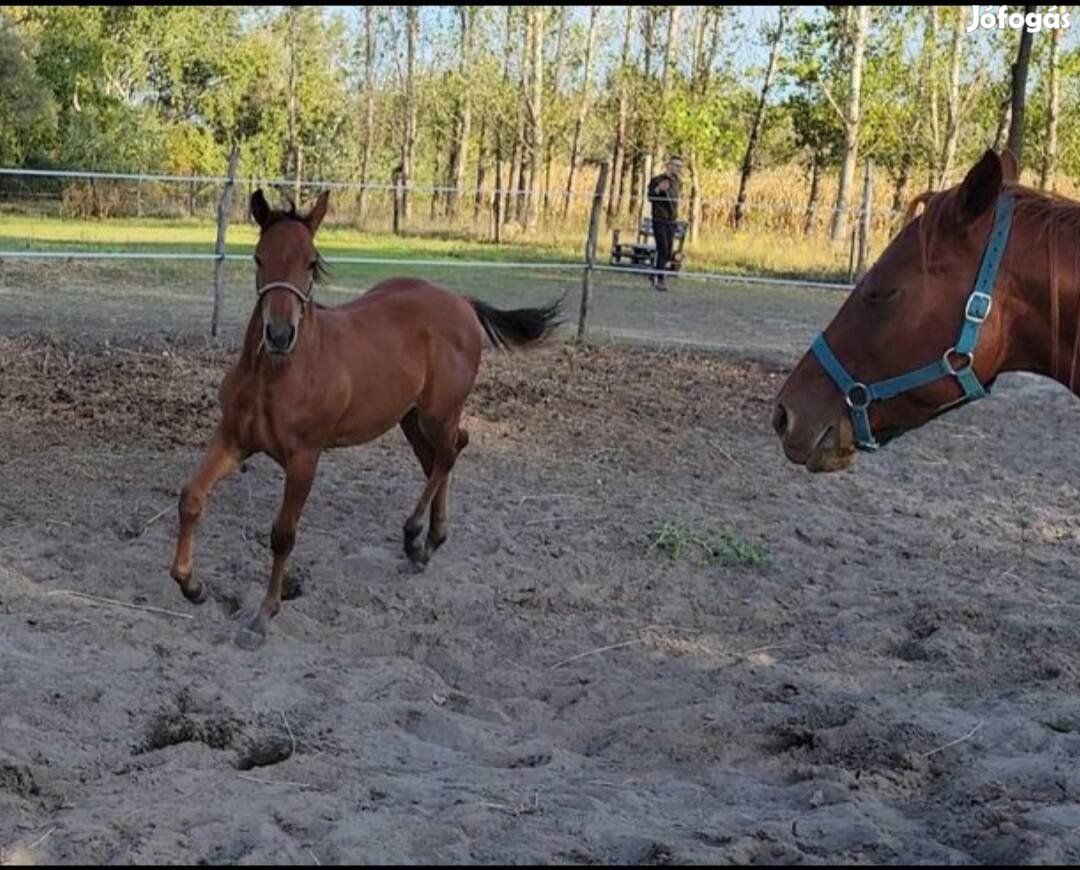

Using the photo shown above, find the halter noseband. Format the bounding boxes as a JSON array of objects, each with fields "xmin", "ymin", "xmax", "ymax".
[
  {"xmin": 810, "ymin": 191, "xmax": 1015, "ymax": 452},
  {"xmin": 256, "ymin": 280, "xmax": 313, "ymax": 306}
]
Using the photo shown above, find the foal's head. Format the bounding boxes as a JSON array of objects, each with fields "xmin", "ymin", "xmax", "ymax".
[{"xmin": 250, "ymin": 189, "xmax": 330, "ymax": 356}]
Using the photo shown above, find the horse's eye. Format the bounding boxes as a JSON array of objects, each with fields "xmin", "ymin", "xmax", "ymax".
[
  {"xmin": 866, "ymin": 286, "xmax": 900, "ymax": 302},
  {"xmin": 308, "ymin": 261, "xmax": 318, "ymax": 272},
  {"xmin": 253, "ymin": 255, "xmax": 262, "ymax": 268}
]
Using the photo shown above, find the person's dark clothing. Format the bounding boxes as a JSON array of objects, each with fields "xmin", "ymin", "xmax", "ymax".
[
  {"xmin": 652, "ymin": 219, "xmax": 676, "ymax": 279},
  {"xmin": 648, "ymin": 172, "xmax": 680, "ymax": 277},
  {"xmin": 647, "ymin": 172, "xmax": 680, "ymax": 222}
]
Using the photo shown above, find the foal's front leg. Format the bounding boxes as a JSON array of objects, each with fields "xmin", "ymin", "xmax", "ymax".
[
  {"xmin": 235, "ymin": 450, "xmax": 320, "ymax": 650},
  {"xmin": 171, "ymin": 432, "xmax": 245, "ymax": 603}
]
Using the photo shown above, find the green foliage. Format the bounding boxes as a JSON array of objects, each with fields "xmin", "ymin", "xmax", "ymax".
[
  {"xmin": 664, "ymin": 76, "xmax": 752, "ymax": 170},
  {"xmin": 0, "ymin": 5, "xmax": 1076, "ymax": 209},
  {"xmin": 648, "ymin": 519, "xmax": 771, "ymax": 569},
  {"xmin": 0, "ymin": 12, "xmax": 56, "ymax": 165}
]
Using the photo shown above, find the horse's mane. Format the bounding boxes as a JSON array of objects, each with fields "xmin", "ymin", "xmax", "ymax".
[{"xmin": 904, "ymin": 180, "xmax": 1080, "ymax": 387}]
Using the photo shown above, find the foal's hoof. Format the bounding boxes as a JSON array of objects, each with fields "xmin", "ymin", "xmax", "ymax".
[
  {"xmin": 404, "ymin": 525, "xmax": 427, "ymax": 566},
  {"xmin": 175, "ymin": 574, "xmax": 209, "ymax": 605},
  {"xmin": 234, "ymin": 626, "xmax": 266, "ymax": 651},
  {"xmin": 405, "ymin": 544, "xmax": 430, "ymax": 568}
]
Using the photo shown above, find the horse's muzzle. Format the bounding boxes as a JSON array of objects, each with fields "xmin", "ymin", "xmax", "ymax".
[{"xmin": 264, "ymin": 322, "xmax": 297, "ymax": 355}]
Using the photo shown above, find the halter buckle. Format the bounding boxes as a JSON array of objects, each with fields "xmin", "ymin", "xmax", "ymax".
[
  {"xmin": 965, "ymin": 291, "xmax": 992, "ymax": 324},
  {"xmin": 845, "ymin": 383, "xmax": 872, "ymax": 410},
  {"xmin": 943, "ymin": 347, "xmax": 975, "ymax": 375}
]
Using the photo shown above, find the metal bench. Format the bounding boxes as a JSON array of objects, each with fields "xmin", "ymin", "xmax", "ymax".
[{"xmin": 610, "ymin": 217, "xmax": 688, "ymax": 272}]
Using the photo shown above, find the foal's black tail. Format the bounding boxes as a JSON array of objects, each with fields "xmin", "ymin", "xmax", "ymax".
[{"xmin": 469, "ymin": 296, "xmax": 564, "ymax": 350}]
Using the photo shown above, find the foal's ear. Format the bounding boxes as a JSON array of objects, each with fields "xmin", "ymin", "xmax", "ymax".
[
  {"xmin": 955, "ymin": 150, "xmax": 1003, "ymax": 224},
  {"xmin": 250, "ymin": 189, "xmax": 271, "ymax": 228},
  {"xmin": 305, "ymin": 190, "xmax": 330, "ymax": 235}
]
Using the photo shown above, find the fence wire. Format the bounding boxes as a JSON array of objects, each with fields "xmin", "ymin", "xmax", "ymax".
[{"xmin": 0, "ymin": 166, "xmax": 861, "ymax": 361}]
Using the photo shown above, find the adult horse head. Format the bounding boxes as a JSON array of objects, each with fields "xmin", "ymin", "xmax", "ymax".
[{"xmin": 771, "ymin": 148, "xmax": 1072, "ymax": 472}]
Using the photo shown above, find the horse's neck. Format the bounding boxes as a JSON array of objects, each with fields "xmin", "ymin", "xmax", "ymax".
[{"xmin": 1005, "ymin": 230, "xmax": 1080, "ymax": 395}]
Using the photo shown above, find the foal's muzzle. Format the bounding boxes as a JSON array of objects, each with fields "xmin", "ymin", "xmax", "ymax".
[{"xmin": 264, "ymin": 322, "xmax": 297, "ymax": 355}]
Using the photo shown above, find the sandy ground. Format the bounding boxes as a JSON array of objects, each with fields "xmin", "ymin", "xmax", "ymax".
[{"xmin": 4, "ymin": 310, "xmax": 1080, "ymax": 863}]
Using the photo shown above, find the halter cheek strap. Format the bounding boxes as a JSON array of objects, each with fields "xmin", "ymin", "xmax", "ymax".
[
  {"xmin": 810, "ymin": 191, "xmax": 1015, "ymax": 451},
  {"xmin": 256, "ymin": 281, "xmax": 313, "ymax": 306}
]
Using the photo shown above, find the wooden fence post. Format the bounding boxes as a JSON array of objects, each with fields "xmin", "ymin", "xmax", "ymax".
[
  {"xmin": 392, "ymin": 165, "xmax": 404, "ymax": 236},
  {"xmin": 211, "ymin": 146, "xmax": 239, "ymax": 339},
  {"xmin": 492, "ymin": 161, "xmax": 503, "ymax": 244},
  {"xmin": 636, "ymin": 154, "xmax": 653, "ymax": 231},
  {"xmin": 577, "ymin": 162, "xmax": 609, "ymax": 342}
]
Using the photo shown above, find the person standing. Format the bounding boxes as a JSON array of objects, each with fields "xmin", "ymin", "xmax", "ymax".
[{"xmin": 647, "ymin": 156, "xmax": 684, "ymax": 291}]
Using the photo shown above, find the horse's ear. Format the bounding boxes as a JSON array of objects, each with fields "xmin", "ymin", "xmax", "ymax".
[
  {"xmin": 1000, "ymin": 148, "xmax": 1019, "ymax": 183},
  {"xmin": 250, "ymin": 189, "xmax": 271, "ymax": 228},
  {"xmin": 956, "ymin": 150, "xmax": 1003, "ymax": 224},
  {"xmin": 305, "ymin": 190, "xmax": 330, "ymax": 235}
]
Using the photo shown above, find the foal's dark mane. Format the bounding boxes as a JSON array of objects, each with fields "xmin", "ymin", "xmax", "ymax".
[{"xmin": 905, "ymin": 181, "xmax": 1080, "ymax": 387}]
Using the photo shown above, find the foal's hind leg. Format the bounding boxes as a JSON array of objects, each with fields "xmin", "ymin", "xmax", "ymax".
[
  {"xmin": 400, "ymin": 409, "xmax": 434, "ymax": 562},
  {"xmin": 425, "ymin": 428, "xmax": 469, "ymax": 558},
  {"xmin": 171, "ymin": 432, "xmax": 246, "ymax": 604},
  {"xmin": 402, "ymin": 411, "xmax": 467, "ymax": 566}
]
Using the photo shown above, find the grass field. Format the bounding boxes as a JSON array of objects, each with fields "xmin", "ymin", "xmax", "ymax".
[
  {"xmin": 0, "ymin": 209, "xmax": 849, "ymax": 360},
  {"xmin": 0, "ymin": 212, "xmax": 878, "ymax": 283}
]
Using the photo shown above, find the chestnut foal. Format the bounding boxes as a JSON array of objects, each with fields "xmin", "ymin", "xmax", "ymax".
[{"xmin": 170, "ymin": 190, "xmax": 560, "ymax": 648}]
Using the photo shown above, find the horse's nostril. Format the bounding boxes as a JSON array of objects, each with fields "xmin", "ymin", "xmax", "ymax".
[
  {"xmin": 265, "ymin": 322, "xmax": 295, "ymax": 350},
  {"xmin": 771, "ymin": 404, "xmax": 788, "ymax": 438}
]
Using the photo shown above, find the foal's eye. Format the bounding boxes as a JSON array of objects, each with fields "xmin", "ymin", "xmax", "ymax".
[
  {"xmin": 308, "ymin": 260, "xmax": 318, "ymax": 272},
  {"xmin": 253, "ymin": 255, "xmax": 262, "ymax": 268}
]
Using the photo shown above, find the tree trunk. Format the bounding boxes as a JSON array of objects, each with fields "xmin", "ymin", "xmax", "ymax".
[
  {"xmin": 654, "ymin": 5, "xmax": 681, "ymax": 164},
  {"xmin": 564, "ymin": 5, "xmax": 598, "ymax": 219},
  {"xmin": 544, "ymin": 5, "xmax": 567, "ymax": 218},
  {"xmin": 502, "ymin": 7, "xmax": 521, "ymax": 226},
  {"xmin": 688, "ymin": 150, "xmax": 702, "ymax": 243},
  {"xmin": 447, "ymin": 6, "xmax": 473, "ymax": 218},
  {"xmin": 803, "ymin": 154, "xmax": 821, "ymax": 236},
  {"xmin": 829, "ymin": 5, "xmax": 869, "ymax": 242},
  {"xmin": 1006, "ymin": 5, "xmax": 1036, "ymax": 169},
  {"xmin": 357, "ymin": 5, "xmax": 375, "ymax": 223},
  {"xmin": 474, "ymin": 113, "xmax": 487, "ymax": 220},
  {"xmin": 936, "ymin": 11, "xmax": 963, "ymax": 188},
  {"xmin": 287, "ymin": 7, "xmax": 300, "ymax": 197},
  {"xmin": 294, "ymin": 146, "xmax": 303, "ymax": 207},
  {"xmin": 430, "ymin": 125, "xmax": 442, "ymax": 221},
  {"xmin": 890, "ymin": 158, "xmax": 910, "ymax": 218},
  {"xmin": 734, "ymin": 7, "xmax": 787, "ymax": 228},
  {"xmin": 633, "ymin": 5, "xmax": 656, "ymax": 217},
  {"xmin": 619, "ymin": 154, "xmax": 633, "ymax": 219},
  {"xmin": 524, "ymin": 5, "xmax": 544, "ymax": 230},
  {"xmin": 925, "ymin": 7, "xmax": 941, "ymax": 185},
  {"xmin": 1040, "ymin": 10, "xmax": 1063, "ymax": 191},
  {"xmin": 628, "ymin": 152, "xmax": 642, "ymax": 218},
  {"xmin": 401, "ymin": 6, "xmax": 418, "ymax": 222},
  {"xmin": 690, "ymin": 7, "xmax": 706, "ymax": 91},
  {"xmin": 993, "ymin": 96, "xmax": 1012, "ymax": 152},
  {"xmin": 608, "ymin": 5, "xmax": 634, "ymax": 221}
]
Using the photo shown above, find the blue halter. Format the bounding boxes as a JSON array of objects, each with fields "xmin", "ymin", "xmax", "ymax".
[{"xmin": 811, "ymin": 192, "xmax": 1015, "ymax": 451}]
